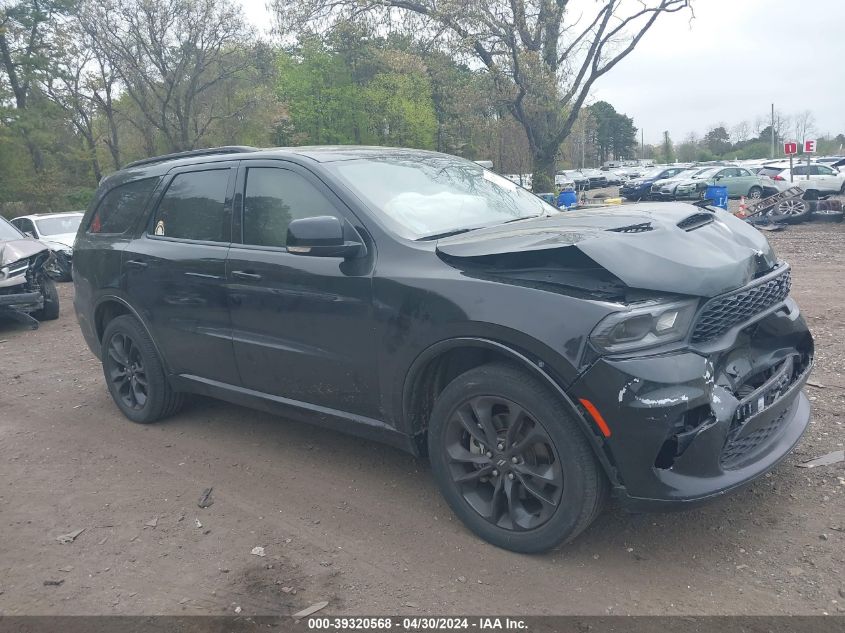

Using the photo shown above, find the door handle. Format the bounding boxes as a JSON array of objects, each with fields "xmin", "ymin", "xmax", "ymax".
[
  {"xmin": 185, "ymin": 272, "xmax": 223, "ymax": 280},
  {"xmin": 125, "ymin": 260, "xmax": 148, "ymax": 269},
  {"xmin": 231, "ymin": 270, "xmax": 262, "ymax": 281}
]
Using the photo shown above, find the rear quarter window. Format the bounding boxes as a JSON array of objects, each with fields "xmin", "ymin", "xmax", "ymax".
[{"xmin": 89, "ymin": 177, "xmax": 160, "ymax": 235}]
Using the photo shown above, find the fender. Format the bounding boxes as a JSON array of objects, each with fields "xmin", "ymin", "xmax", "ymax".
[
  {"xmin": 401, "ymin": 336, "xmax": 621, "ymax": 485},
  {"xmin": 92, "ymin": 293, "xmax": 173, "ymax": 375}
]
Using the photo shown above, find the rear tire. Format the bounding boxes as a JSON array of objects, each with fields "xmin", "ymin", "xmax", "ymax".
[
  {"xmin": 427, "ymin": 362, "xmax": 607, "ymax": 553},
  {"xmin": 748, "ymin": 186, "xmax": 762, "ymax": 199},
  {"xmin": 33, "ymin": 277, "xmax": 59, "ymax": 321},
  {"xmin": 101, "ymin": 315, "xmax": 185, "ymax": 424}
]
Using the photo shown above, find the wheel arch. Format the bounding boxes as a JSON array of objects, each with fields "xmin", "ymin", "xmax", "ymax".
[
  {"xmin": 93, "ymin": 295, "xmax": 170, "ymax": 372},
  {"xmin": 401, "ymin": 337, "xmax": 620, "ymax": 483}
]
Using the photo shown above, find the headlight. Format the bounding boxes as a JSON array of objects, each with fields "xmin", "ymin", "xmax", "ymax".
[{"xmin": 590, "ymin": 299, "xmax": 698, "ymax": 353}]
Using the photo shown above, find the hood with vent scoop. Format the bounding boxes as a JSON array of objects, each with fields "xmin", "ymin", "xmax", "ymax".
[{"xmin": 436, "ymin": 202, "xmax": 776, "ymax": 298}]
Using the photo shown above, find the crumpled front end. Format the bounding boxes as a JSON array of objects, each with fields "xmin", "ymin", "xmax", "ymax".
[
  {"xmin": 573, "ymin": 266, "xmax": 813, "ymax": 507},
  {"xmin": 0, "ymin": 240, "xmax": 53, "ymax": 324}
]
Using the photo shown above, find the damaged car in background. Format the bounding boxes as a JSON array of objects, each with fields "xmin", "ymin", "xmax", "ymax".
[
  {"xmin": 73, "ymin": 147, "xmax": 813, "ymax": 554},
  {"xmin": 0, "ymin": 216, "xmax": 60, "ymax": 328}
]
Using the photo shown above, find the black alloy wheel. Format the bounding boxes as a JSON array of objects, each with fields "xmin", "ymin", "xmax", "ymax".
[
  {"xmin": 428, "ymin": 363, "xmax": 607, "ymax": 553},
  {"xmin": 105, "ymin": 331, "xmax": 149, "ymax": 411},
  {"xmin": 101, "ymin": 315, "xmax": 185, "ymax": 423},
  {"xmin": 443, "ymin": 395, "xmax": 564, "ymax": 531}
]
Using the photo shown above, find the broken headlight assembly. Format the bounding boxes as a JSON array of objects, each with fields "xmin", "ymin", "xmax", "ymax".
[{"xmin": 590, "ymin": 299, "xmax": 698, "ymax": 353}]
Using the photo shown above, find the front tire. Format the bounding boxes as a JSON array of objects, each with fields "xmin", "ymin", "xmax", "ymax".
[
  {"xmin": 33, "ymin": 276, "xmax": 59, "ymax": 321},
  {"xmin": 427, "ymin": 363, "xmax": 607, "ymax": 553},
  {"xmin": 101, "ymin": 315, "xmax": 185, "ymax": 424}
]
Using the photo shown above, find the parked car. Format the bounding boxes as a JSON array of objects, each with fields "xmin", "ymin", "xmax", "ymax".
[
  {"xmin": 671, "ymin": 166, "xmax": 777, "ymax": 201},
  {"xmin": 558, "ymin": 170, "xmax": 589, "ymax": 190},
  {"xmin": 11, "ymin": 212, "xmax": 83, "ymax": 281},
  {"xmin": 74, "ymin": 145, "xmax": 814, "ymax": 553},
  {"xmin": 0, "ymin": 216, "xmax": 60, "ymax": 327},
  {"xmin": 554, "ymin": 173, "xmax": 576, "ymax": 190},
  {"xmin": 649, "ymin": 167, "xmax": 705, "ymax": 199},
  {"xmin": 579, "ymin": 168, "xmax": 608, "ymax": 189},
  {"xmin": 652, "ymin": 167, "xmax": 720, "ymax": 200},
  {"xmin": 758, "ymin": 162, "xmax": 845, "ymax": 198},
  {"xmin": 620, "ymin": 166, "xmax": 688, "ymax": 201}
]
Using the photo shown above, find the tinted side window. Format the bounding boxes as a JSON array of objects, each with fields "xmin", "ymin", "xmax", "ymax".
[
  {"xmin": 242, "ymin": 168, "xmax": 337, "ymax": 248},
  {"xmin": 792, "ymin": 165, "xmax": 808, "ymax": 176},
  {"xmin": 89, "ymin": 177, "xmax": 159, "ymax": 234},
  {"xmin": 151, "ymin": 170, "xmax": 230, "ymax": 242}
]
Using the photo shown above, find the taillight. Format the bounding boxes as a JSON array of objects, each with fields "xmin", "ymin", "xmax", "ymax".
[{"xmin": 772, "ymin": 174, "xmax": 786, "ymax": 181}]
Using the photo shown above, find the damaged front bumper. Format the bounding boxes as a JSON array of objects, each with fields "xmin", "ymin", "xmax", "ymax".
[{"xmin": 573, "ymin": 295, "xmax": 813, "ymax": 509}]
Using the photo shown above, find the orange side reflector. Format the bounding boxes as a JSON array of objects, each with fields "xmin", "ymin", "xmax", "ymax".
[{"xmin": 579, "ymin": 398, "xmax": 612, "ymax": 438}]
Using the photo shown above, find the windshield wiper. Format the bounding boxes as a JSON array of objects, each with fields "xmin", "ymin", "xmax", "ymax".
[
  {"xmin": 417, "ymin": 214, "xmax": 545, "ymax": 241},
  {"xmin": 416, "ymin": 227, "xmax": 478, "ymax": 241},
  {"xmin": 503, "ymin": 213, "xmax": 545, "ymax": 224}
]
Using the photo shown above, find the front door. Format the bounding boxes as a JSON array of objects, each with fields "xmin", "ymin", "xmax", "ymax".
[
  {"xmin": 226, "ymin": 161, "xmax": 380, "ymax": 418},
  {"xmin": 122, "ymin": 164, "xmax": 240, "ymax": 385}
]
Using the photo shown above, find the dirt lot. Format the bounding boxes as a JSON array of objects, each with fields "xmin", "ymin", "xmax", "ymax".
[{"xmin": 1, "ymin": 220, "xmax": 843, "ymax": 616}]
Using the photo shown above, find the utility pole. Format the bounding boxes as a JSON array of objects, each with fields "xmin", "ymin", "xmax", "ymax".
[
  {"xmin": 641, "ymin": 129, "xmax": 644, "ymax": 160},
  {"xmin": 770, "ymin": 103, "xmax": 775, "ymax": 159}
]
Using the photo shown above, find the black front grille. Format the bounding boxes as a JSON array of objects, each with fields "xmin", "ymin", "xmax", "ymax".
[
  {"xmin": 720, "ymin": 409, "xmax": 788, "ymax": 469},
  {"xmin": 691, "ymin": 266, "xmax": 791, "ymax": 343}
]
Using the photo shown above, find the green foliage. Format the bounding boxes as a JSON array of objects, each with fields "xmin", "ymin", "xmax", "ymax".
[
  {"xmin": 276, "ymin": 39, "xmax": 436, "ymax": 149},
  {"xmin": 590, "ymin": 101, "xmax": 637, "ymax": 162},
  {"xmin": 703, "ymin": 126, "xmax": 731, "ymax": 155}
]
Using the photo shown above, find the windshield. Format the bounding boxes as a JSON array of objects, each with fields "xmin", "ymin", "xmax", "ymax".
[
  {"xmin": 641, "ymin": 168, "xmax": 667, "ymax": 179},
  {"xmin": 690, "ymin": 167, "xmax": 721, "ymax": 179},
  {"xmin": 327, "ymin": 155, "xmax": 557, "ymax": 240},
  {"xmin": 36, "ymin": 214, "xmax": 82, "ymax": 236},
  {"xmin": 0, "ymin": 217, "xmax": 24, "ymax": 240}
]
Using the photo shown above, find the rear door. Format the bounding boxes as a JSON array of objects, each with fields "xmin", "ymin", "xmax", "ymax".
[
  {"xmin": 733, "ymin": 167, "xmax": 757, "ymax": 196},
  {"xmin": 811, "ymin": 165, "xmax": 842, "ymax": 193},
  {"xmin": 122, "ymin": 163, "xmax": 240, "ymax": 385},
  {"xmin": 225, "ymin": 161, "xmax": 380, "ymax": 418},
  {"xmin": 715, "ymin": 168, "xmax": 742, "ymax": 196}
]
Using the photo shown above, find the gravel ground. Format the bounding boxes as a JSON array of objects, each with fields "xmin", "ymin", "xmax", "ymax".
[{"xmin": 0, "ymin": 214, "xmax": 843, "ymax": 616}]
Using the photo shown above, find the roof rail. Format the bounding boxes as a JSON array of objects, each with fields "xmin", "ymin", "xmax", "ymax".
[{"xmin": 123, "ymin": 146, "xmax": 259, "ymax": 169}]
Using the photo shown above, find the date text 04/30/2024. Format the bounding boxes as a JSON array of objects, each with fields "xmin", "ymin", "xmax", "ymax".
[{"xmin": 307, "ymin": 617, "xmax": 528, "ymax": 630}]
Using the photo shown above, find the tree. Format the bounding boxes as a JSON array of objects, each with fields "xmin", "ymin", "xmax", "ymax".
[
  {"xmin": 792, "ymin": 110, "xmax": 815, "ymax": 145},
  {"xmin": 0, "ymin": 0, "xmax": 74, "ymax": 170},
  {"xmin": 731, "ymin": 120, "xmax": 750, "ymax": 144},
  {"xmin": 703, "ymin": 125, "xmax": 731, "ymax": 156},
  {"xmin": 271, "ymin": 0, "xmax": 690, "ymax": 191},
  {"xmin": 590, "ymin": 100, "xmax": 637, "ymax": 163},
  {"xmin": 660, "ymin": 130, "xmax": 674, "ymax": 163},
  {"xmin": 676, "ymin": 132, "xmax": 699, "ymax": 162},
  {"xmin": 85, "ymin": 0, "xmax": 256, "ymax": 153},
  {"xmin": 275, "ymin": 37, "xmax": 437, "ymax": 149}
]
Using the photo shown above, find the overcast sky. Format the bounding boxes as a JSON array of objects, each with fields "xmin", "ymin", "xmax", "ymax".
[{"xmin": 241, "ymin": 0, "xmax": 845, "ymax": 144}]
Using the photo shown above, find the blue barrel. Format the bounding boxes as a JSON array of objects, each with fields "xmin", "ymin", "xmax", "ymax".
[
  {"xmin": 558, "ymin": 189, "xmax": 578, "ymax": 209},
  {"xmin": 705, "ymin": 185, "xmax": 728, "ymax": 209}
]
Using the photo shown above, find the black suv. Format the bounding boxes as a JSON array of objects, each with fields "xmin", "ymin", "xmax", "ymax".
[{"xmin": 73, "ymin": 146, "xmax": 813, "ymax": 552}]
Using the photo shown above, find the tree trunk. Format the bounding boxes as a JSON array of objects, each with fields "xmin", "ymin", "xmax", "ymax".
[{"xmin": 531, "ymin": 148, "xmax": 556, "ymax": 193}]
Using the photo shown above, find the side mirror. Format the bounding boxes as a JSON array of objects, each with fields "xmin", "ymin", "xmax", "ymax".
[{"xmin": 286, "ymin": 216, "xmax": 364, "ymax": 258}]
